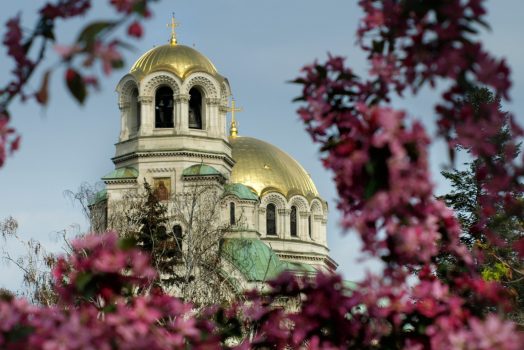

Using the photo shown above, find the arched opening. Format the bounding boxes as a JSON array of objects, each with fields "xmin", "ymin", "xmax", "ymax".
[
  {"xmin": 173, "ymin": 224, "xmax": 183, "ymax": 258},
  {"xmin": 230, "ymin": 202, "xmax": 236, "ymax": 225},
  {"xmin": 155, "ymin": 86, "xmax": 174, "ymax": 128},
  {"xmin": 130, "ymin": 88, "xmax": 140, "ymax": 133},
  {"xmin": 308, "ymin": 215, "xmax": 312, "ymax": 239},
  {"xmin": 290, "ymin": 206, "xmax": 298, "ymax": 237},
  {"xmin": 266, "ymin": 203, "xmax": 276, "ymax": 236},
  {"xmin": 188, "ymin": 87, "xmax": 203, "ymax": 129}
]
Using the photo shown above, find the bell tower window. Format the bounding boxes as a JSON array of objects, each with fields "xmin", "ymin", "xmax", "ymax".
[
  {"xmin": 155, "ymin": 86, "xmax": 174, "ymax": 128},
  {"xmin": 290, "ymin": 206, "xmax": 298, "ymax": 237},
  {"xmin": 230, "ymin": 202, "xmax": 236, "ymax": 225},
  {"xmin": 173, "ymin": 224, "xmax": 183, "ymax": 258},
  {"xmin": 266, "ymin": 203, "xmax": 276, "ymax": 235},
  {"xmin": 131, "ymin": 88, "xmax": 140, "ymax": 132},
  {"xmin": 308, "ymin": 215, "xmax": 312, "ymax": 239},
  {"xmin": 188, "ymin": 87, "xmax": 203, "ymax": 129}
]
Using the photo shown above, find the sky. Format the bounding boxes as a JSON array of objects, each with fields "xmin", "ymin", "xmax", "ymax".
[{"xmin": 1, "ymin": 1, "xmax": 523, "ymax": 292}]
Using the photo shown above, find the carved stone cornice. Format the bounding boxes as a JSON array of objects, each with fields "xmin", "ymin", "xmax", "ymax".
[
  {"xmin": 206, "ymin": 97, "xmax": 220, "ymax": 106},
  {"xmin": 138, "ymin": 96, "xmax": 153, "ymax": 104},
  {"xmin": 118, "ymin": 102, "xmax": 130, "ymax": 110},
  {"xmin": 146, "ymin": 167, "xmax": 177, "ymax": 173},
  {"xmin": 175, "ymin": 94, "xmax": 190, "ymax": 103},
  {"xmin": 113, "ymin": 150, "xmax": 235, "ymax": 167},
  {"xmin": 278, "ymin": 209, "xmax": 290, "ymax": 215},
  {"xmin": 103, "ymin": 178, "xmax": 137, "ymax": 185}
]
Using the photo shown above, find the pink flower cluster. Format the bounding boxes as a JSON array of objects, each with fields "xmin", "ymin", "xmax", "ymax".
[{"xmin": 53, "ymin": 232, "xmax": 156, "ymax": 304}]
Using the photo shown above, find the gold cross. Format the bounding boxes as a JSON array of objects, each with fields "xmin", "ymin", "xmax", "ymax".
[
  {"xmin": 167, "ymin": 13, "xmax": 179, "ymax": 45},
  {"xmin": 227, "ymin": 98, "xmax": 243, "ymax": 137}
]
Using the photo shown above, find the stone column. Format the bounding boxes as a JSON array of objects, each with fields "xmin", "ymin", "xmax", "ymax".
[
  {"xmin": 175, "ymin": 93, "xmax": 190, "ymax": 134},
  {"xmin": 118, "ymin": 102, "xmax": 130, "ymax": 141},
  {"xmin": 138, "ymin": 96, "xmax": 153, "ymax": 136},
  {"xmin": 206, "ymin": 97, "xmax": 220, "ymax": 137},
  {"xmin": 219, "ymin": 104, "xmax": 228, "ymax": 139},
  {"xmin": 258, "ymin": 207, "xmax": 266, "ymax": 236},
  {"xmin": 278, "ymin": 209, "xmax": 289, "ymax": 239}
]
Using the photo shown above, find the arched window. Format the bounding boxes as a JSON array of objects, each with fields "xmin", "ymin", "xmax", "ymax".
[
  {"xmin": 155, "ymin": 86, "xmax": 174, "ymax": 128},
  {"xmin": 230, "ymin": 202, "xmax": 236, "ymax": 225},
  {"xmin": 188, "ymin": 87, "xmax": 202, "ymax": 129},
  {"xmin": 173, "ymin": 224, "xmax": 183, "ymax": 258},
  {"xmin": 131, "ymin": 89, "xmax": 141, "ymax": 133},
  {"xmin": 290, "ymin": 206, "xmax": 298, "ymax": 237},
  {"xmin": 266, "ymin": 203, "xmax": 276, "ymax": 235},
  {"xmin": 308, "ymin": 215, "xmax": 312, "ymax": 239}
]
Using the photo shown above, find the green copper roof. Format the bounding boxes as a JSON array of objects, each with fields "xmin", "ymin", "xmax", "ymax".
[
  {"xmin": 224, "ymin": 183, "xmax": 258, "ymax": 201},
  {"xmin": 222, "ymin": 239, "xmax": 319, "ymax": 282},
  {"xmin": 88, "ymin": 189, "xmax": 107, "ymax": 205},
  {"xmin": 281, "ymin": 261, "xmax": 317, "ymax": 274},
  {"xmin": 102, "ymin": 167, "xmax": 138, "ymax": 180},
  {"xmin": 222, "ymin": 239, "xmax": 284, "ymax": 282},
  {"xmin": 182, "ymin": 164, "xmax": 221, "ymax": 176}
]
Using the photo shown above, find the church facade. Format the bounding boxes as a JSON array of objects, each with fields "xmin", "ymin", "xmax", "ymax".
[{"xmin": 96, "ymin": 27, "xmax": 336, "ymax": 293}]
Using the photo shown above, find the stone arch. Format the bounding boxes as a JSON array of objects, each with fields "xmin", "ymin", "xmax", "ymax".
[
  {"xmin": 260, "ymin": 192, "xmax": 286, "ymax": 209},
  {"xmin": 182, "ymin": 73, "xmax": 220, "ymax": 99},
  {"xmin": 220, "ymin": 79, "xmax": 232, "ymax": 106},
  {"xmin": 288, "ymin": 195, "xmax": 308, "ymax": 211},
  {"xmin": 310, "ymin": 198, "xmax": 323, "ymax": 215},
  {"xmin": 140, "ymin": 71, "xmax": 181, "ymax": 97},
  {"xmin": 116, "ymin": 75, "xmax": 138, "ymax": 108}
]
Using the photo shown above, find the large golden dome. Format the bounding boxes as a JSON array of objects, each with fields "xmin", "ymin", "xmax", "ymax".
[
  {"xmin": 130, "ymin": 44, "xmax": 220, "ymax": 80},
  {"xmin": 229, "ymin": 136, "xmax": 319, "ymax": 199}
]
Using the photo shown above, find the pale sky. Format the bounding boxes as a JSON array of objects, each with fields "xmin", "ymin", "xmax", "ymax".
[{"xmin": 1, "ymin": 1, "xmax": 523, "ymax": 292}]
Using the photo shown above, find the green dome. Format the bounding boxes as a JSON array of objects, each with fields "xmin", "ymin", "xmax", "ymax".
[
  {"xmin": 222, "ymin": 239, "xmax": 283, "ymax": 282},
  {"xmin": 102, "ymin": 167, "xmax": 138, "ymax": 180},
  {"xmin": 224, "ymin": 183, "xmax": 258, "ymax": 201},
  {"xmin": 182, "ymin": 164, "xmax": 221, "ymax": 176}
]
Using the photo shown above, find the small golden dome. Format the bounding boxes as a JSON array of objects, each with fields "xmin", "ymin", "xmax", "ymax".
[
  {"xmin": 229, "ymin": 136, "xmax": 319, "ymax": 199},
  {"xmin": 130, "ymin": 44, "xmax": 220, "ymax": 80}
]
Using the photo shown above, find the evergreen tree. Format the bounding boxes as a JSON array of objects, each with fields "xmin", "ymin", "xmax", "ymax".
[{"xmin": 439, "ymin": 89, "xmax": 524, "ymax": 323}]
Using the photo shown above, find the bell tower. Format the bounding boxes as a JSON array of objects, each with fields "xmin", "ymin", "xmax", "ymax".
[{"xmin": 105, "ymin": 15, "xmax": 234, "ymax": 201}]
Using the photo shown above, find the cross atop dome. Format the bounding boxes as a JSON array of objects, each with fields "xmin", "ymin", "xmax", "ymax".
[
  {"xmin": 167, "ymin": 13, "xmax": 180, "ymax": 45},
  {"xmin": 227, "ymin": 98, "xmax": 243, "ymax": 137}
]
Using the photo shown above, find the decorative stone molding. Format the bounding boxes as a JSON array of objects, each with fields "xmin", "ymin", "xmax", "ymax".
[
  {"xmin": 138, "ymin": 96, "xmax": 153, "ymax": 104},
  {"xmin": 289, "ymin": 195, "xmax": 308, "ymax": 211},
  {"xmin": 146, "ymin": 167, "xmax": 177, "ymax": 173},
  {"xmin": 299, "ymin": 211, "xmax": 311, "ymax": 218},
  {"xmin": 206, "ymin": 97, "xmax": 221, "ymax": 106},
  {"xmin": 113, "ymin": 150, "xmax": 235, "ymax": 167},
  {"xmin": 314, "ymin": 214, "xmax": 324, "ymax": 220},
  {"xmin": 117, "ymin": 76, "xmax": 138, "ymax": 107},
  {"xmin": 118, "ymin": 102, "xmax": 130, "ymax": 110},
  {"xmin": 260, "ymin": 192, "xmax": 287, "ymax": 209},
  {"xmin": 182, "ymin": 74, "xmax": 219, "ymax": 98},
  {"xmin": 175, "ymin": 93, "xmax": 190, "ymax": 103},
  {"xmin": 103, "ymin": 179, "xmax": 137, "ymax": 185},
  {"xmin": 258, "ymin": 208, "xmax": 266, "ymax": 214},
  {"xmin": 141, "ymin": 73, "xmax": 181, "ymax": 96},
  {"xmin": 278, "ymin": 209, "xmax": 290, "ymax": 215},
  {"xmin": 310, "ymin": 199, "xmax": 323, "ymax": 215}
]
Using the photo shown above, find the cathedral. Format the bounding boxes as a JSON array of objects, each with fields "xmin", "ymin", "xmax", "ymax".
[{"xmin": 95, "ymin": 20, "xmax": 336, "ymax": 295}]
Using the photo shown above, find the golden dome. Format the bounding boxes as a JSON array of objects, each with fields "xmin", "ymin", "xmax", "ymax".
[
  {"xmin": 130, "ymin": 44, "xmax": 220, "ymax": 80},
  {"xmin": 229, "ymin": 136, "xmax": 319, "ymax": 199}
]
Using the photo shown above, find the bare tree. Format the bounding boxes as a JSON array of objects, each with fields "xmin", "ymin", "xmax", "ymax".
[
  {"xmin": 167, "ymin": 181, "xmax": 240, "ymax": 306},
  {"xmin": 0, "ymin": 216, "xmax": 64, "ymax": 305}
]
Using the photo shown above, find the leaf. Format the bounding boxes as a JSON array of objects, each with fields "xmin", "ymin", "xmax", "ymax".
[
  {"xmin": 76, "ymin": 21, "xmax": 117, "ymax": 46},
  {"xmin": 118, "ymin": 236, "xmax": 137, "ymax": 250},
  {"xmin": 65, "ymin": 68, "xmax": 87, "ymax": 104},
  {"xmin": 75, "ymin": 272, "xmax": 92, "ymax": 291},
  {"xmin": 35, "ymin": 70, "xmax": 51, "ymax": 105}
]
